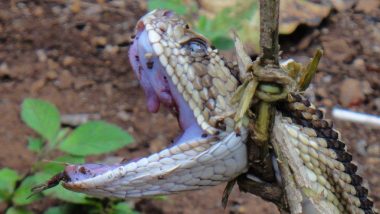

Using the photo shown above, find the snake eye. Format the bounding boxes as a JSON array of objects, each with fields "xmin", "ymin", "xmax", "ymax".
[{"xmin": 184, "ymin": 39, "xmax": 208, "ymax": 54}]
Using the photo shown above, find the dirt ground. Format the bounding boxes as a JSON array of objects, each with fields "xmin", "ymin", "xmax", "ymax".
[{"xmin": 0, "ymin": 0, "xmax": 379, "ymax": 213}]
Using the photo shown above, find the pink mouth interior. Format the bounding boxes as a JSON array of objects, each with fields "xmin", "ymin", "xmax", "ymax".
[{"xmin": 64, "ymin": 22, "xmax": 206, "ymax": 182}]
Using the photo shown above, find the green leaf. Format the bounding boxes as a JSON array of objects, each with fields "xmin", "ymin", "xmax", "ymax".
[
  {"xmin": 12, "ymin": 175, "xmax": 41, "ymax": 205},
  {"xmin": 153, "ymin": 195, "xmax": 168, "ymax": 201},
  {"xmin": 147, "ymin": 0, "xmax": 187, "ymax": 15},
  {"xmin": 27, "ymin": 138, "xmax": 44, "ymax": 153},
  {"xmin": 43, "ymin": 185, "xmax": 90, "ymax": 204},
  {"xmin": 5, "ymin": 207, "xmax": 33, "ymax": 214},
  {"xmin": 111, "ymin": 202, "xmax": 139, "ymax": 214},
  {"xmin": 211, "ymin": 36, "xmax": 234, "ymax": 50},
  {"xmin": 0, "ymin": 168, "xmax": 19, "ymax": 201},
  {"xmin": 50, "ymin": 128, "xmax": 70, "ymax": 148},
  {"xmin": 44, "ymin": 206, "xmax": 70, "ymax": 214},
  {"xmin": 21, "ymin": 99, "xmax": 60, "ymax": 142},
  {"xmin": 59, "ymin": 121, "xmax": 133, "ymax": 156}
]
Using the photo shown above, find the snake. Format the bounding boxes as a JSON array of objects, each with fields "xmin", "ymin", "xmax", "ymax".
[{"xmin": 53, "ymin": 10, "xmax": 376, "ymax": 213}]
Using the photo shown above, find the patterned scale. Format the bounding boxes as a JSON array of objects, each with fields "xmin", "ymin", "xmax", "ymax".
[
  {"xmin": 272, "ymin": 93, "xmax": 375, "ymax": 214},
  {"xmin": 141, "ymin": 10, "xmax": 239, "ymax": 135}
]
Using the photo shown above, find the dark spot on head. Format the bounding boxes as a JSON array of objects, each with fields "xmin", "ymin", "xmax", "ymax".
[
  {"xmin": 201, "ymin": 133, "xmax": 208, "ymax": 138},
  {"xmin": 147, "ymin": 61, "xmax": 154, "ymax": 69},
  {"xmin": 185, "ymin": 24, "xmax": 189, "ymax": 29},
  {"xmin": 79, "ymin": 166, "xmax": 87, "ymax": 174},
  {"xmin": 130, "ymin": 34, "xmax": 136, "ymax": 39},
  {"xmin": 137, "ymin": 21, "xmax": 145, "ymax": 31},
  {"xmin": 159, "ymin": 26, "xmax": 166, "ymax": 33}
]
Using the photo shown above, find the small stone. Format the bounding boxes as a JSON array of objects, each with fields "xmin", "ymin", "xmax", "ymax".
[
  {"xmin": 361, "ymin": 80, "xmax": 373, "ymax": 95},
  {"xmin": 63, "ymin": 56, "xmax": 75, "ymax": 66},
  {"xmin": 70, "ymin": 0, "xmax": 81, "ymax": 13},
  {"xmin": 56, "ymin": 70, "xmax": 74, "ymax": 89},
  {"xmin": 374, "ymin": 98, "xmax": 380, "ymax": 110},
  {"xmin": 84, "ymin": 5, "xmax": 102, "ymax": 16},
  {"xmin": 36, "ymin": 49, "xmax": 47, "ymax": 62},
  {"xmin": 367, "ymin": 144, "xmax": 380, "ymax": 156},
  {"xmin": 105, "ymin": 45, "xmax": 119, "ymax": 55},
  {"xmin": 91, "ymin": 36, "xmax": 107, "ymax": 46},
  {"xmin": 116, "ymin": 111, "xmax": 131, "ymax": 121},
  {"xmin": 74, "ymin": 78, "xmax": 94, "ymax": 90},
  {"xmin": 330, "ymin": 0, "xmax": 356, "ymax": 11},
  {"xmin": 45, "ymin": 70, "xmax": 58, "ymax": 80},
  {"xmin": 323, "ymin": 39, "xmax": 354, "ymax": 62},
  {"xmin": 322, "ymin": 98, "xmax": 333, "ymax": 107},
  {"xmin": 339, "ymin": 78, "xmax": 365, "ymax": 107},
  {"xmin": 316, "ymin": 87, "xmax": 328, "ymax": 98},
  {"xmin": 31, "ymin": 78, "xmax": 46, "ymax": 94},
  {"xmin": 47, "ymin": 59, "xmax": 60, "ymax": 70},
  {"xmin": 33, "ymin": 6, "xmax": 44, "ymax": 17},
  {"xmin": 104, "ymin": 83, "xmax": 113, "ymax": 97},
  {"xmin": 353, "ymin": 58, "xmax": 365, "ymax": 71},
  {"xmin": 355, "ymin": 140, "xmax": 367, "ymax": 156},
  {"xmin": 110, "ymin": 0, "xmax": 127, "ymax": 8},
  {"xmin": 0, "ymin": 63, "xmax": 10, "ymax": 76},
  {"xmin": 355, "ymin": 0, "xmax": 380, "ymax": 13}
]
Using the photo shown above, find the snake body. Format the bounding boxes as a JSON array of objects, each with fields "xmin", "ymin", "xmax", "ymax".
[{"xmin": 61, "ymin": 10, "xmax": 376, "ymax": 213}]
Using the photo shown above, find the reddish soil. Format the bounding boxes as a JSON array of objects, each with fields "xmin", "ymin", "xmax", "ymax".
[{"xmin": 0, "ymin": 0, "xmax": 379, "ymax": 213}]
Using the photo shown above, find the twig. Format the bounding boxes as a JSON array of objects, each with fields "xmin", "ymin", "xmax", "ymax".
[
  {"xmin": 235, "ymin": 0, "xmax": 293, "ymax": 213},
  {"xmin": 259, "ymin": 0, "xmax": 280, "ymax": 66}
]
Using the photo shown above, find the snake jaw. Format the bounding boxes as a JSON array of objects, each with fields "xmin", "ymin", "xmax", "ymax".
[{"xmin": 59, "ymin": 10, "xmax": 248, "ymax": 197}]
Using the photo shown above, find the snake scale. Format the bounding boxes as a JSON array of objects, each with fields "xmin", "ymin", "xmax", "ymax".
[{"xmin": 53, "ymin": 10, "xmax": 376, "ymax": 213}]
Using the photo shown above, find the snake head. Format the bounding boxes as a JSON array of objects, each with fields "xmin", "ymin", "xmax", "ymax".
[
  {"xmin": 128, "ymin": 9, "xmax": 240, "ymax": 135},
  {"xmin": 49, "ymin": 10, "xmax": 248, "ymax": 199}
]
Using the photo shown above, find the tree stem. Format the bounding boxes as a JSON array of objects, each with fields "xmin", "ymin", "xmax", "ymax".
[{"xmin": 259, "ymin": 0, "xmax": 280, "ymax": 66}]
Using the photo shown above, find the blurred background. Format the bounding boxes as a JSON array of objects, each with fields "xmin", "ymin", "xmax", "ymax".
[{"xmin": 0, "ymin": 0, "xmax": 379, "ymax": 213}]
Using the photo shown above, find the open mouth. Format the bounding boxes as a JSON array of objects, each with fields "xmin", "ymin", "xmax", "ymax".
[{"xmin": 57, "ymin": 10, "xmax": 248, "ymax": 198}]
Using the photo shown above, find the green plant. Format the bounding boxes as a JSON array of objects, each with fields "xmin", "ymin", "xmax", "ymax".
[
  {"xmin": 0, "ymin": 98, "xmax": 137, "ymax": 214},
  {"xmin": 147, "ymin": 0, "xmax": 259, "ymax": 50}
]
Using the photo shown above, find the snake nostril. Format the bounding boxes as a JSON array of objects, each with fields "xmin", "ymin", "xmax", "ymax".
[{"xmin": 136, "ymin": 21, "xmax": 145, "ymax": 31}]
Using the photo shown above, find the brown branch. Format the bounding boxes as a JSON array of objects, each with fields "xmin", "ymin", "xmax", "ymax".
[
  {"xmin": 259, "ymin": 0, "xmax": 280, "ymax": 66},
  {"xmin": 235, "ymin": 0, "xmax": 290, "ymax": 212}
]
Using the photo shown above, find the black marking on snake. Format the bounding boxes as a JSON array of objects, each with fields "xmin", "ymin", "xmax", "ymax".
[
  {"xmin": 147, "ymin": 61, "xmax": 154, "ymax": 69},
  {"xmin": 276, "ymin": 93, "xmax": 375, "ymax": 213}
]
